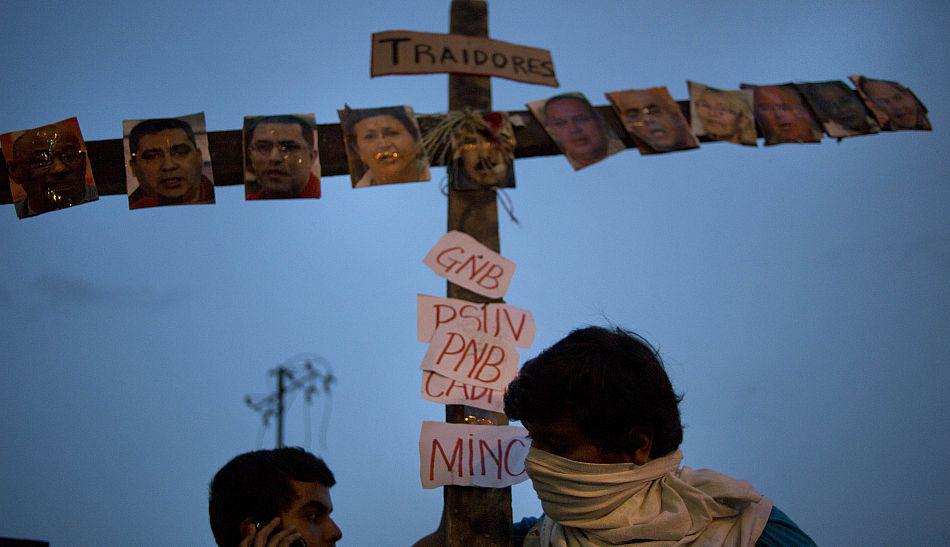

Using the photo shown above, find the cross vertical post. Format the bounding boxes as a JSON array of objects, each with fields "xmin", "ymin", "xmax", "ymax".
[{"xmin": 440, "ymin": 1, "xmax": 513, "ymax": 545}]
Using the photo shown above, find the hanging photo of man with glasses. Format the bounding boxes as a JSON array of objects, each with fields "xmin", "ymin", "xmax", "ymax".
[
  {"xmin": 606, "ymin": 87, "xmax": 699, "ymax": 154},
  {"xmin": 1, "ymin": 117, "xmax": 99, "ymax": 219},
  {"xmin": 243, "ymin": 114, "xmax": 321, "ymax": 200}
]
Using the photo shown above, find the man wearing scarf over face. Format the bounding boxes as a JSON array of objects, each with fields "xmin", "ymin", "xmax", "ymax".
[{"xmin": 504, "ymin": 326, "xmax": 815, "ymax": 547}]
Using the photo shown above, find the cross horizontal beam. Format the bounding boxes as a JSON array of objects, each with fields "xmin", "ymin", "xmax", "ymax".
[{"xmin": 0, "ymin": 102, "xmax": 694, "ymax": 206}]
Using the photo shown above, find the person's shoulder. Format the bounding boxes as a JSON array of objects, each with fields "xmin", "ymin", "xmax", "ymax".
[
  {"xmin": 755, "ymin": 506, "xmax": 817, "ymax": 547},
  {"xmin": 513, "ymin": 515, "xmax": 542, "ymax": 547}
]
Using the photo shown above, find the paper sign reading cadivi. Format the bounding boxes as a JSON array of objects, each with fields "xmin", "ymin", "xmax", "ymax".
[
  {"xmin": 417, "ymin": 294, "xmax": 535, "ymax": 348},
  {"xmin": 423, "ymin": 231, "xmax": 515, "ymax": 299},
  {"xmin": 420, "ymin": 421, "xmax": 530, "ymax": 488},
  {"xmin": 421, "ymin": 370, "xmax": 505, "ymax": 413},
  {"xmin": 420, "ymin": 325, "xmax": 519, "ymax": 391}
]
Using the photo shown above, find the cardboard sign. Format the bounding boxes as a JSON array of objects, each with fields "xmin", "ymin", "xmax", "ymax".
[
  {"xmin": 420, "ymin": 421, "xmax": 530, "ymax": 488},
  {"xmin": 417, "ymin": 294, "xmax": 535, "ymax": 348},
  {"xmin": 422, "ymin": 370, "xmax": 505, "ymax": 413},
  {"xmin": 420, "ymin": 325, "xmax": 519, "ymax": 391},
  {"xmin": 372, "ymin": 30, "xmax": 558, "ymax": 87},
  {"xmin": 423, "ymin": 231, "xmax": 515, "ymax": 299}
]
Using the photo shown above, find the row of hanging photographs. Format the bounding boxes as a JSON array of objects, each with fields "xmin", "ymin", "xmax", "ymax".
[{"xmin": 1, "ymin": 75, "xmax": 931, "ymax": 220}]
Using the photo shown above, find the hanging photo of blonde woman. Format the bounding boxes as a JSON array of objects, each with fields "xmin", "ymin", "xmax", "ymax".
[
  {"xmin": 688, "ymin": 81, "xmax": 757, "ymax": 146},
  {"xmin": 338, "ymin": 105, "xmax": 431, "ymax": 188}
]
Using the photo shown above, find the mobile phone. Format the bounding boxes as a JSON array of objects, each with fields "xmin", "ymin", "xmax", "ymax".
[{"xmin": 254, "ymin": 519, "xmax": 308, "ymax": 547}]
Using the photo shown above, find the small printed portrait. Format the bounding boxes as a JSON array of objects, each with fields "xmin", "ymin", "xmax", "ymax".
[
  {"xmin": 688, "ymin": 81, "xmax": 757, "ymax": 146},
  {"xmin": 606, "ymin": 86, "xmax": 699, "ymax": 154},
  {"xmin": 450, "ymin": 111, "xmax": 516, "ymax": 191},
  {"xmin": 795, "ymin": 81, "xmax": 879, "ymax": 139},
  {"xmin": 1, "ymin": 117, "xmax": 98, "ymax": 220},
  {"xmin": 527, "ymin": 92, "xmax": 625, "ymax": 170},
  {"xmin": 850, "ymin": 75, "xmax": 931, "ymax": 131},
  {"xmin": 123, "ymin": 113, "xmax": 215, "ymax": 210},
  {"xmin": 338, "ymin": 105, "xmax": 431, "ymax": 188},
  {"xmin": 743, "ymin": 83, "xmax": 823, "ymax": 145},
  {"xmin": 243, "ymin": 114, "xmax": 321, "ymax": 200}
]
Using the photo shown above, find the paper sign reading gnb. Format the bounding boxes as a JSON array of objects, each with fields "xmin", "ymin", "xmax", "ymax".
[
  {"xmin": 423, "ymin": 231, "xmax": 515, "ymax": 299},
  {"xmin": 420, "ymin": 325, "xmax": 519, "ymax": 391},
  {"xmin": 417, "ymin": 294, "xmax": 535, "ymax": 348},
  {"xmin": 420, "ymin": 421, "xmax": 530, "ymax": 488}
]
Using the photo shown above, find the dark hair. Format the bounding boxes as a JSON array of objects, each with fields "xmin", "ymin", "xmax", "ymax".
[
  {"xmin": 208, "ymin": 447, "xmax": 336, "ymax": 547},
  {"xmin": 340, "ymin": 106, "xmax": 420, "ymax": 180},
  {"xmin": 341, "ymin": 106, "xmax": 419, "ymax": 143},
  {"xmin": 853, "ymin": 75, "xmax": 908, "ymax": 96},
  {"xmin": 129, "ymin": 117, "xmax": 197, "ymax": 155},
  {"xmin": 542, "ymin": 93, "xmax": 597, "ymax": 121},
  {"xmin": 504, "ymin": 326, "xmax": 683, "ymax": 458},
  {"xmin": 244, "ymin": 115, "xmax": 315, "ymax": 149}
]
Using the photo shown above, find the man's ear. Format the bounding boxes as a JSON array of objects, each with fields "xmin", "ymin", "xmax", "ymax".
[
  {"xmin": 628, "ymin": 427, "xmax": 653, "ymax": 465},
  {"xmin": 239, "ymin": 517, "xmax": 258, "ymax": 540}
]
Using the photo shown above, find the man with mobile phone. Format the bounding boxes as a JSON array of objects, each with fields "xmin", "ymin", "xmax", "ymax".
[{"xmin": 209, "ymin": 447, "xmax": 342, "ymax": 547}]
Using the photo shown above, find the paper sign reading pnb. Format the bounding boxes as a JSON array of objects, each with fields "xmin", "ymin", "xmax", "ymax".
[
  {"xmin": 417, "ymin": 294, "xmax": 536, "ymax": 348},
  {"xmin": 420, "ymin": 325, "xmax": 519, "ymax": 391},
  {"xmin": 422, "ymin": 370, "xmax": 505, "ymax": 413},
  {"xmin": 423, "ymin": 231, "xmax": 515, "ymax": 299},
  {"xmin": 420, "ymin": 421, "xmax": 530, "ymax": 488},
  {"xmin": 372, "ymin": 31, "xmax": 558, "ymax": 87}
]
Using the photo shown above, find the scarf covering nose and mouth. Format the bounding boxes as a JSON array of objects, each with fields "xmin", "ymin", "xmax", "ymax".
[{"xmin": 523, "ymin": 448, "xmax": 772, "ymax": 546}]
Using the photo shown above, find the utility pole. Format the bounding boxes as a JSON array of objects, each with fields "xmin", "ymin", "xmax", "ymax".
[{"xmin": 245, "ymin": 356, "xmax": 335, "ymax": 449}]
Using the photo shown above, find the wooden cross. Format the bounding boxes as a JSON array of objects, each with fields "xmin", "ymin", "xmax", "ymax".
[{"xmin": 0, "ymin": 2, "xmax": 662, "ymax": 544}]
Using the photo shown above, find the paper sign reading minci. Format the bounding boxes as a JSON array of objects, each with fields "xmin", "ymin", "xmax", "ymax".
[
  {"xmin": 372, "ymin": 30, "xmax": 558, "ymax": 87},
  {"xmin": 420, "ymin": 421, "xmax": 530, "ymax": 488},
  {"xmin": 420, "ymin": 325, "xmax": 519, "ymax": 391},
  {"xmin": 417, "ymin": 294, "xmax": 536, "ymax": 348},
  {"xmin": 422, "ymin": 370, "xmax": 505, "ymax": 413},
  {"xmin": 423, "ymin": 231, "xmax": 515, "ymax": 299}
]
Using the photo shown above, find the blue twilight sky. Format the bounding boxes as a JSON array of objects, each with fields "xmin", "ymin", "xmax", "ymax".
[{"xmin": 1, "ymin": 1, "xmax": 949, "ymax": 545}]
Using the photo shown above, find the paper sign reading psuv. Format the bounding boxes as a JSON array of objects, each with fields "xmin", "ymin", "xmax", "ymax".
[
  {"xmin": 423, "ymin": 231, "xmax": 515, "ymax": 299},
  {"xmin": 417, "ymin": 294, "xmax": 536, "ymax": 348},
  {"xmin": 420, "ymin": 325, "xmax": 519, "ymax": 391},
  {"xmin": 422, "ymin": 370, "xmax": 505, "ymax": 413},
  {"xmin": 420, "ymin": 421, "xmax": 530, "ymax": 488}
]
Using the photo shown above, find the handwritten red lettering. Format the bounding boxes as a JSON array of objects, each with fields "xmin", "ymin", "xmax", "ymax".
[
  {"xmin": 430, "ymin": 438, "xmax": 464, "ymax": 480},
  {"xmin": 423, "ymin": 372, "xmax": 445, "ymax": 397},
  {"xmin": 504, "ymin": 439, "xmax": 527, "ymax": 476},
  {"xmin": 480, "ymin": 439, "xmax": 504, "ymax": 479}
]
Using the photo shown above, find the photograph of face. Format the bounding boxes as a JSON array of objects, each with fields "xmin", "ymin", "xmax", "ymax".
[
  {"xmin": 851, "ymin": 75, "xmax": 931, "ymax": 131},
  {"xmin": 243, "ymin": 114, "xmax": 320, "ymax": 200},
  {"xmin": 606, "ymin": 87, "xmax": 699, "ymax": 154},
  {"xmin": 795, "ymin": 81, "xmax": 879, "ymax": 138},
  {"xmin": 339, "ymin": 105, "xmax": 430, "ymax": 188},
  {"xmin": 124, "ymin": 112, "xmax": 215, "ymax": 209},
  {"xmin": 688, "ymin": 81, "xmax": 757, "ymax": 146},
  {"xmin": 743, "ymin": 83, "xmax": 823, "ymax": 145},
  {"xmin": 1, "ymin": 117, "xmax": 98, "ymax": 219},
  {"xmin": 451, "ymin": 112, "xmax": 516, "ymax": 191},
  {"xmin": 528, "ymin": 93, "xmax": 625, "ymax": 170}
]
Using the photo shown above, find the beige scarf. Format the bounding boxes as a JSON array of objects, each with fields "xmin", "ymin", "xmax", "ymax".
[{"xmin": 522, "ymin": 448, "xmax": 772, "ymax": 547}]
